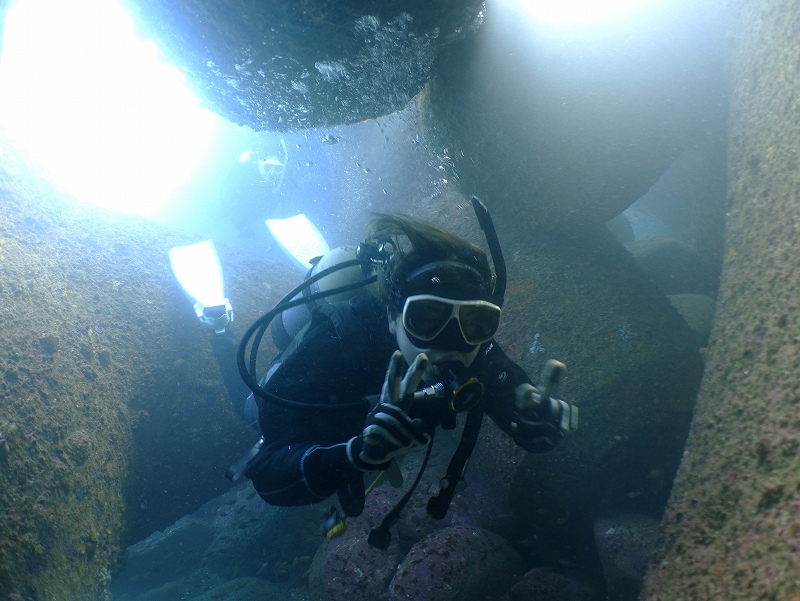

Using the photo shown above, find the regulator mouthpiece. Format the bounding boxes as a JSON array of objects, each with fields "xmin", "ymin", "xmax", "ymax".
[{"xmin": 431, "ymin": 361, "xmax": 484, "ymax": 413}]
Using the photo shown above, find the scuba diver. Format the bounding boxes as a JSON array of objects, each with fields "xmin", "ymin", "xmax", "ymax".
[{"xmin": 181, "ymin": 198, "xmax": 578, "ymax": 548}]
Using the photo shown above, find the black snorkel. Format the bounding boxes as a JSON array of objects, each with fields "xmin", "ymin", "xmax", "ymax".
[{"xmin": 470, "ymin": 195, "xmax": 506, "ymax": 308}]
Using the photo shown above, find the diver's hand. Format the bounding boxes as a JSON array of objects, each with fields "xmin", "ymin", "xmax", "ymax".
[
  {"xmin": 514, "ymin": 382, "xmax": 554, "ymax": 421},
  {"xmin": 347, "ymin": 352, "xmax": 431, "ymax": 470},
  {"xmin": 517, "ymin": 359, "xmax": 577, "ymax": 433},
  {"xmin": 513, "ymin": 378, "xmax": 578, "ymax": 453}
]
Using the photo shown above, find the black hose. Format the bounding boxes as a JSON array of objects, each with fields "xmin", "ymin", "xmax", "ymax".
[{"xmin": 236, "ymin": 261, "xmax": 377, "ymax": 410}]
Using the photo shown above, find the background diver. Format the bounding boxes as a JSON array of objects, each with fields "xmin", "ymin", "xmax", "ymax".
[{"xmin": 179, "ymin": 201, "xmax": 578, "ymax": 547}]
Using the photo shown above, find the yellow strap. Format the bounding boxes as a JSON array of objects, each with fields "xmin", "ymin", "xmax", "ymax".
[{"xmin": 364, "ymin": 470, "xmax": 385, "ymax": 496}]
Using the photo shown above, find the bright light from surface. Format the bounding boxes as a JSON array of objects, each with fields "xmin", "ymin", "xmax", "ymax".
[
  {"xmin": 517, "ymin": 0, "xmax": 654, "ymax": 29},
  {"xmin": 0, "ymin": 0, "xmax": 223, "ymax": 218}
]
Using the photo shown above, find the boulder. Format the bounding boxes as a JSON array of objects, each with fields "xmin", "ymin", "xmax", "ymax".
[
  {"xmin": 112, "ymin": 483, "xmax": 320, "ymax": 600},
  {"xmin": 307, "ymin": 492, "xmax": 404, "ymax": 601},
  {"xmin": 189, "ymin": 577, "xmax": 287, "ymax": 601},
  {"xmin": 667, "ymin": 294, "xmax": 716, "ymax": 347},
  {"xmin": 0, "ymin": 132, "xmax": 297, "ymax": 599},
  {"xmin": 120, "ymin": 0, "xmax": 484, "ymax": 131},
  {"xmin": 625, "ymin": 237, "xmax": 717, "ymax": 296},
  {"xmin": 642, "ymin": 0, "xmax": 800, "ymax": 596},
  {"xmin": 498, "ymin": 568, "xmax": 600, "ymax": 601},
  {"xmin": 419, "ymin": 1, "xmax": 728, "ymax": 231},
  {"xmin": 594, "ymin": 513, "xmax": 661, "ymax": 601},
  {"xmin": 472, "ymin": 224, "xmax": 703, "ymax": 566},
  {"xmin": 388, "ymin": 526, "xmax": 527, "ymax": 601}
]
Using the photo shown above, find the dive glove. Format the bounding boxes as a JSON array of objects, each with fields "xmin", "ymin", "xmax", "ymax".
[
  {"xmin": 512, "ymin": 360, "xmax": 578, "ymax": 453},
  {"xmin": 347, "ymin": 351, "xmax": 431, "ymax": 470}
]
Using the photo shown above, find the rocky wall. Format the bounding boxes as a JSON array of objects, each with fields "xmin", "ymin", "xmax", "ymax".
[
  {"xmin": 419, "ymin": 0, "xmax": 729, "ymax": 231},
  {"xmin": 0, "ymin": 134, "xmax": 296, "ymax": 600},
  {"xmin": 471, "ymin": 223, "xmax": 705, "ymax": 567},
  {"xmin": 642, "ymin": 1, "xmax": 800, "ymax": 598},
  {"xmin": 119, "ymin": 0, "xmax": 484, "ymax": 131}
]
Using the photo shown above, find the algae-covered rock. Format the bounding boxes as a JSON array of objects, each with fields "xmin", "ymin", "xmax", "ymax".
[
  {"xmin": 594, "ymin": 513, "xmax": 661, "ymax": 601},
  {"xmin": 419, "ymin": 2, "xmax": 728, "ymax": 231},
  {"xmin": 120, "ymin": 0, "xmax": 484, "ymax": 131},
  {"xmin": 667, "ymin": 293, "xmax": 716, "ymax": 346},
  {"xmin": 625, "ymin": 237, "xmax": 717, "ymax": 296},
  {"xmin": 305, "ymin": 442, "xmax": 517, "ymax": 601},
  {"xmin": 189, "ymin": 577, "xmax": 286, "ymax": 601},
  {"xmin": 472, "ymin": 225, "xmax": 703, "ymax": 566},
  {"xmin": 0, "ymin": 135, "xmax": 133, "ymax": 600},
  {"xmin": 113, "ymin": 483, "xmax": 319, "ymax": 600},
  {"xmin": 308, "ymin": 492, "xmax": 404, "ymax": 601},
  {"xmin": 498, "ymin": 568, "xmax": 600, "ymax": 601},
  {"xmin": 642, "ymin": 0, "xmax": 800, "ymax": 598},
  {"xmin": 388, "ymin": 526, "xmax": 526, "ymax": 601},
  {"xmin": 0, "ymin": 132, "xmax": 297, "ymax": 599}
]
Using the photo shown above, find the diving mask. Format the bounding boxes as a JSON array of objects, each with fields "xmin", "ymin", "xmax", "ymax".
[{"xmin": 402, "ymin": 295, "xmax": 502, "ymax": 346}]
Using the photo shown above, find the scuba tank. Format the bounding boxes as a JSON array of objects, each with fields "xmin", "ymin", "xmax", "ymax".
[{"xmin": 270, "ymin": 245, "xmax": 378, "ymax": 350}]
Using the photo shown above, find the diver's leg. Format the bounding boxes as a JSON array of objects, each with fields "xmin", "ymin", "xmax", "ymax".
[{"xmin": 210, "ymin": 331, "xmax": 256, "ymax": 426}]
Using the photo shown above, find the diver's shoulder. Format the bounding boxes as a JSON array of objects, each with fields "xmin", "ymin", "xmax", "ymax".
[
  {"xmin": 310, "ymin": 294, "xmax": 387, "ymax": 337},
  {"xmin": 475, "ymin": 340, "xmax": 520, "ymax": 374},
  {"xmin": 347, "ymin": 293, "xmax": 385, "ymax": 315}
]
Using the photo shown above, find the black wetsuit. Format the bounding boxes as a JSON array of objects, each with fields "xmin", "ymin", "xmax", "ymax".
[{"xmin": 217, "ymin": 294, "xmax": 557, "ymax": 515}]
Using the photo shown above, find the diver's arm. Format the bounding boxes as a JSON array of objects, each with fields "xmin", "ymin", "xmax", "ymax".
[
  {"xmin": 245, "ymin": 440, "xmax": 363, "ymax": 506},
  {"xmin": 247, "ymin": 352, "xmax": 430, "ymax": 505},
  {"xmin": 481, "ymin": 342, "xmax": 572, "ymax": 453},
  {"xmin": 245, "ymin": 319, "xmax": 380, "ymax": 506},
  {"xmin": 245, "ymin": 299, "xmax": 396, "ymax": 506}
]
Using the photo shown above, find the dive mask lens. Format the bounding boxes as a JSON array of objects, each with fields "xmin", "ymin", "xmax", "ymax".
[
  {"xmin": 458, "ymin": 304, "xmax": 502, "ymax": 344},
  {"xmin": 402, "ymin": 295, "xmax": 501, "ymax": 345},
  {"xmin": 404, "ymin": 297, "xmax": 453, "ymax": 338}
]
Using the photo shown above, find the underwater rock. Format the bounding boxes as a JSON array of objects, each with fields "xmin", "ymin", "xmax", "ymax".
[
  {"xmin": 0, "ymin": 135, "xmax": 133, "ymax": 600},
  {"xmin": 128, "ymin": 575, "xmax": 288, "ymax": 601},
  {"xmin": 39, "ymin": 332, "xmax": 59, "ymax": 355},
  {"xmin": 0, "ymin": 132, "xmax": 299, "ymax": 599},
  {"xmin": 309, "ymin": 534, "xmax": 402, "ymax": 601},
  {"xmin": 120, "ymin": 0, "xmax": 484, "ymax": 131},
  {"xmin": 387, "ymin": 526, "xmax": 527, "ymax": 601},
  {"xmin": 642, "ymin": 0, "xmax": 800, "ymax": 597},
  {"xmin": 498, "ymin": 568, "xmax": 600, "ymax": 601},
  {"xmin": 621, "ymin": 146, "xmax": 728, "ymax": 262},
  {"xmin": 625, "ymin": 237, "xmax": 717, "ymax": 296},
  {"xmin": 594, "ymin": 513, "xmax": 661, "ymax": 601},
  {"xmin": 119, "ymin": 250, "xmax": 297, "ymax": 545},
  {"xmin": 112, "ymin": 517, "xmax": 218, "ymax": 599},
  {"xmin": 667, "ymin": 294, "xmax": 716, "ymax": 347},
  {"xmin": 307, "ymin": 445, "xmax": 519, "ymax": 601},
  {"xmin": 188, "ymin": 577, "xmax": 287, "ymax": 601},
  {"xmin": 395, "ymin": 469, "xmax": 503, "ymax": 545},
  {"xmin": 63, "ymin": 429, "xmax": 93, "ymax": 465},
  {"xmin": 472, "ymin": 224, "xmax": 703, "ymax": 571},
  {"xmin": 308, "ymin": 492, "xmax": 404, "ymax": 601},
  {"xmin": 112, "ymin": 483, "xmax": 319, "ymax": 600},
  {"xmin": 419, "ymin": 2, "xmax": 728, "ymax": 231},
  {"xmin": 201, "ymin": 493, "xmax": 319, "ymax": 583},
  {"xmin": 606, "ymin": 214, "xmax": 636, "ymax": 245}
]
